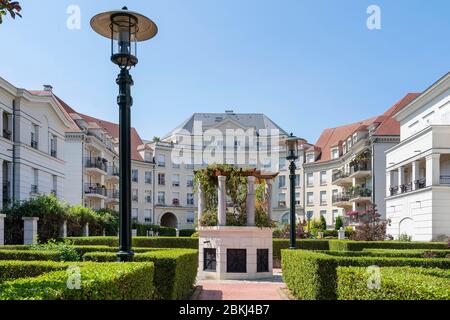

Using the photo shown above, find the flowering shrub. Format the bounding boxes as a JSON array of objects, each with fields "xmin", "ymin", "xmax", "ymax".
[
  {"xmin": 345, "ymin": 204, "xmax": 391, "ymax": 241},
  {"xmin": 0, "ymin": 0, "xmax": 21, "ymax": 23}
]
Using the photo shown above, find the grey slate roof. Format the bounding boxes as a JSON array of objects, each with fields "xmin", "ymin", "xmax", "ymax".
[{"xmin": 163, "ymin": 112, "xmax": 289, "ymax": 139}]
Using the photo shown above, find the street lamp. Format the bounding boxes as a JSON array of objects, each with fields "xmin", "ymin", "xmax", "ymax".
[
  {"xmin": 91, "ymin": 7, "xmax": 158, "ymax": 262},
  {"xmin": 285, "ymin": 133, "xmax": 304, "ymax": 249}
]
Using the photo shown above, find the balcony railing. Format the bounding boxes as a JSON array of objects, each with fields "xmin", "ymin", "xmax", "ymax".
[
  {"xmin": 30, "ymin": 185, "xmax": 39, "ymax": 194},
  {"xmin": 332, "ymin": 193, "xmax": 351, "ymax": 203},
  {"xmin": 84, "ymin": 184, "xmax": 107, "ymax": 197},
  {"xmin": 332, "ymin": 171, "xmax": 349, "ymax": 183},
  {"xmin": 172, "ymin": 199, "xmax": 180, "ymax": 206},
  {"xmin": 350, "ymin": 188, "xmax": 372, "ymax": 199},
  {"xmin": 31, "ymin": 139, "xmax": 38, "ymax": 150},
  {"xmin": 108, "ymin": 166, "xmax": 119, "ymax": 177},
  {"xmin": 3, "ymin": 129, "xmax": 11, "ymax": 140},
  {"xmin": 389, "ymin": 186, "xmax": 399, "ymax": 196},
  {"xmin": 50, "ymin": 149, "xmax": 57, "ymax": 158},
  {"xmin": 440, "ymin": 175, "xmax": 450, "ymax": 185},
  {"xmin": 350, "ymin": 162, "xmax": 372, "ymax": 175},
  {"xmin": 107, "ymin": 189, "xmax": 119, "ymax": 200},
  {"xmin": 400, "ymin": 183, "xmax": 413, "ymax": 194},
  {"xmin": 278, "ymin": 201, "xmax": 287, "ymax": 208},
  {"xmin": 415, "ymin": 178, "xmax": 426, "ymax": 190},
  {"xmin": 146, "ymin": 196, "xmax": 152, "ymax": 203},
  {"xmin": 85, "ymin": 158, "xmax": 108, "ymax": 172}
]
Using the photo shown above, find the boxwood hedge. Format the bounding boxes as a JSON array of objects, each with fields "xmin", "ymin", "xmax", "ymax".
[
  {"xmin": 328, "ymin": 240, "xmax": 447, "ymax": 251},
  {"xmin": 0, "ymin": 262, "xmax": 155, "ymax": 300},
  {"xmin": 83, "ymin": 248, "xmax": 198, "ymax": 300},
  {"xmin": 337, "ymin": 266, "xmax": 450, "ymax": 300},
  {"xmin": 281, "ymin": 250, "xmax": 450, "ymax": 300},
  {"xmin": 0, "ymin": 261, "xmax": 68, "ymax": 283},
  {"xmin": 0, "ymin": 250, "xmax": 62, "ymax": 261},
  {"xmin": 67, "ymin": 236, "xmax": 199, "ymax": 249}
]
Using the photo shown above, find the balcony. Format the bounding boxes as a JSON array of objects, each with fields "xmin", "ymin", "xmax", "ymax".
[
  {"xmin": 50, "ymin": 149, "xmax": 57, "ymax": 158},
  {"xmin": 107, "ymin": 189, "xmax": 119, "ymax": 200},
  {"xmin": 440, "ymin": 175, "xmax": 450, "ymax": 185},
  {"xmin": 84, "ymin": 184, "xmax": 107, "ymax": 198},
  {"xmin": 85, "ymin": 157, "xmax": 108, "ymax": 175},
  {"xmin": 350, "ymin": 188, "xmax": 372, "ymax": 203},
  {"xmin": 30, "ymin": 185, "xmax": 39, "ymax": 195},
  {"xmin": 172, "ymin": 199, "xmax": 180, "ymax": 206},
  {"xmin": 106, "ymin": 166, "xmax": 119, "ymax": 183},
  {"xmin": 31, "ymin": 139, "xmax": 38, "ymax": 150},
  {"xmin": 146, "ymin": 196, "xmax": 152, "ymax": 204},
  {"xmin": 332, "ymin": 193, "xmax": 352, "ymax": 208},
  {"xmin": 349, "ymin": 162, "xmax": 372, "ymax": 179},
  {"xmin": 332, "ymin": 170, "xmax": 352, "ymax": 187}
]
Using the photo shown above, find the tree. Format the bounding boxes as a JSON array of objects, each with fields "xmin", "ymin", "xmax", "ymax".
[
  {"xmin": 346, "ymin": 204, "xmax": 391, "ymax": 241},
  {"xmin": 152, "ymin": 136, "xmax": 161, "ymax": 142},
  {"xmin": 0, "ymin": 1, "xmax": 22, "ymax": 24},
  {"xmin": 335, "ymin": 216, "xmax": 344, "ymax": 230}
]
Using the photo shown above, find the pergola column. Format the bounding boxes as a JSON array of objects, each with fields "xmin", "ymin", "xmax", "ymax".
[
  {"xmin": 265, "ymin": 179, "xmax": 273, "ymax": 220},
  {"xmin": 0, "ymin": 214, "xmax": 5, "ymax": 245},
  {"xmin": 247, "ymin": 176, "xmax": 256, "ymax": 226},
  {"xmin": 197, "ymin": 183, "xmax": 205, "ymax": 224},
  {"xmin": 59, "ymin": 220, "xmax": 67, "ymax": 239},
  {"xmin": 398, "ymin": 166, "xmax": 405, "ymax": 188},
  {"xmin": 426, "ymin": 154, "xmax": 441, "ymax": 186},
  {"xmin": 23, "ymin": 217, "xmax": 39, "ymax": 245},
  {"xmin": 217, "ymin": 176, "xmax": 227, "ymax": 226}
]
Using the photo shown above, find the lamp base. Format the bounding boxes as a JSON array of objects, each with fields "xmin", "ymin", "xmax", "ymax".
[{"xmin": 117, "ymin": 250, "xmax": 135, "ymax": 262}]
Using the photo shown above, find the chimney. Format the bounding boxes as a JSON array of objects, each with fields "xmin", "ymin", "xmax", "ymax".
[{"xmin": 43, "ymin": 85, "xmax": 53, "ymax": 93}]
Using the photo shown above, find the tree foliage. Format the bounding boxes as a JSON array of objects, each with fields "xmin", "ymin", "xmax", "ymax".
[{"xmin": 0, "ymin": 1, "xmax": 22, "ymax": 24}]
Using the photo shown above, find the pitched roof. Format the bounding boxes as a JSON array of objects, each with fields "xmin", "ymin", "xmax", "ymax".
[
  {"xmin": 310, "ymin": 93, "xmax": 420, "ymax": 163},
  {"xmin": 31, "ymin": 91, "xmax": 145, "ymax": 161},
  {"xmin": 163, "ymin": 112, "xmax": 289, "ymax": 140}
]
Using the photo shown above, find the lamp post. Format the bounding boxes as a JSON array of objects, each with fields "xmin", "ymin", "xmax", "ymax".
[
  {"xmin": 285, "ymin": 133, "xmax": 303, "ymax": 250},
  {"xmin": 91, "ymin": 7, "xmax": 158, "ymax": 262}
]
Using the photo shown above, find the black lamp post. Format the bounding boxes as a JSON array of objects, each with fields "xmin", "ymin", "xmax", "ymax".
[
  {"xmin": 91, "ymin": 7, "xmax": 158, "ymax": 262},
  {"xmin": 286, "ymin": 133, "xmax": 302, "ymax": 250}
]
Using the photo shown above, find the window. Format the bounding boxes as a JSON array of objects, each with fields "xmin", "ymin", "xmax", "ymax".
[
  {"xmin": 320, "ymin": 191, "xmax": 327, "ymax": 206},
  {"xmin": 187, "ymin": 193, "xmax": 194, "ymax": 205},
  {"xmin": 186, "ymin": 212, "xmax": 195, "ymax": 224},
  {"xmin": 172, "ymin": 161, "xmax": 180, "ymax": 169},
  {"xmin": 157, "ymin": 154, "xmax": 166, "ymax": 167},
  {"xmin": 158, "ymin": 173, "xmax": 165, "ymax": 186},
  {"xmin": 50, "ymin": 134, "xmax": 57, "ymax": 157},
  {"xmin": 278, "ymin": 175, "xmax": 286, "ymax": 188},
  {"xmin": 51, "ymin": 175, "xmax": 57, "ymax": 195},
  {"xmin": 157, "ymin": 192, "xmax": 165, "ymax": 205},
  {"xmin": 145, "ymin": 190, "xmax": 152, "ymax": 203},
  {"xmin": 185, "ymin": 163, "xmax": 194, "ymax": 170},
  {"xmin": 281, "ymin": 213, "xmax": 290, "ymax": 224},
  {"xmin": 132, "ymin": 189, "xmax": 138, "ymax": 202},
  {"xmin": 172, "ymin": 192, "xmax": 180, "ymax": 206},
  {"xmin": 307, "ymin": 173, "xmax": 314, "ymax": 187},
  {"xmin": 295, "ymin": 174, "xmax": 301, "ymax": 187},
  {"xmin": 31, "ymin": 124, "xmax": 39, "ymax": 149},
  {"xmin": 145, "ymin": 171, "xmax": 152, "ymax": 184},
  {"xmin": 132, "ymin": 208, "xmax": 138, "ymax": 222},
  {"xmin": 306, "ymin": 153, "xmax": 315, "ymax": 163},
  {"xmin": 279, "ymin": 158, "xmax": 286, "ymax": 170},
  {"xmin": 295, "ymin": 192, "xmax": 301, "ymax": 205},
  {"xmin": 187, "ymin": 175, "xmax": 194, "ymax": 187},
  {"xmin": 332, "ymin": 210, "xmax": 339, "ymax": 223},
  {"xmin": 172, "ymin": 174, "xmax": 180, "ymax": 187},
  {"xmin": 352, "ymin": 133, "xmax": 358, "ymax": 144},
  {"xmin": 144, "ymin": 152, "xmax": 152, "ymax": 162},
  {"xmin": 307, "ymin": 192, "xmax": 314, "ymax": 206},
  {"xmin": 332, "ymin": 189, "xmax": 338, "ymax": 201},
  {"xmin": 132, "ymin": 169, "xmax": 139, "ymax": 183},
  {"xmin": 31, "ymin": 168, "xmax": 39, "ymax": 194},
  {"xmin": 278, "ymin": 193, "xmax": 286, "ymax": 207},
  {"xmin": 320, "ymin": 171, "xmax": 327, "ymax": 186},
  {"xmin": 331, "ymin": 148, "xmax": 339, "ymax": 160},
  {"xmin": 144, "ymin": 209, "xmax": 152, "ymax": 223},
  {"xmin": 320, "ymin": 210, "xmax": 327, "ymax": 218}
]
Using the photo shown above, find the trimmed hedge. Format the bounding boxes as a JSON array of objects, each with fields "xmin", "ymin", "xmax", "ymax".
[
  {"xmin": 337, "ymin": 267, "xmax": 450, "ymax": 300},
  {"xmin": 328, "ymin": 240, "xmax": 447, "ymax": 252},
  {"xmin": 281, "ymin": 250, "xmax": 450, "ymax": 300},
  {"xmin": 273, "ymin": 239, "xmax": 330, "ymax": 265},
  {"xmin": 67, "ymin": 236, "xmax": 199, "ymax": 249},
  {"xmin": 179, "ymin": 229, "xmax": 196, "ymax": 237},
  {"xmin": 0, "ymin": 261, "xmax": 68, "ymax": 283},
  {"xmin": 0, "ymin": 262, "xmax": 155, "ymax": 300},
  {"xmin": 0, "ymin": 250, "xmax": 61, "ymax": 261},
  {"xmin": 83, "ymin": 249, "xmax": 198, "ymax": 300},
  {"xmin": 361, "ymin": 249, "xmax": 450, "ymax": 258}
]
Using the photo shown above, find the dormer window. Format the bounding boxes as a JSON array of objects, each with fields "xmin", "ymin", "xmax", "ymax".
[
  {"xmin": 331, "ymin": 148, "xmax": 339, "ymax": 160},
  {"xmin": 353, "ymin": 133, "xmax": 358, "ymax": 143},
  {"xmin": 306, "ymin": 153, "xmax": 315, "ymax": 163}
]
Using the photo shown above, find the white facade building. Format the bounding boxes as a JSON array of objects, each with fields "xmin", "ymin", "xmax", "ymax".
[
  {"xmin": 386, "ymin": 72, "xmax": 450, "ymax": 241},
  {"xmin": 0, "ymin": 78, "xmax": 79, "ymax": 209}
]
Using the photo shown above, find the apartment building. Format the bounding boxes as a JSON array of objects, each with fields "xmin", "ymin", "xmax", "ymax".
[
  {"xmin": 0, "ymin": 78, "xmax": 79, "ymax": 209},
  {"xmin": 159, "ymin": 112, "xmax": 310, "ymax": 226},
  {"xmin": 386, "ymin": 72, "xmax": 450, "ymax": 241},
  {"xmin": 303, "ymin": 93, "xmax": 420, "ymax": 227}
]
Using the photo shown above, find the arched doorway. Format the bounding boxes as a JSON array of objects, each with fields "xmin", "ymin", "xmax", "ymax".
[
  {"xmin": 160, "ymin": 212, "xmax": 178, "ymax": 228},
  {"xmin": 399, "ymin": 217, "xmax": 414, "ymax": 239}
]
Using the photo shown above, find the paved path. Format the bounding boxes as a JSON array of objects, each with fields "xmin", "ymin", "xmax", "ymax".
[{"xmin": 196, "ymin": 269, "xmax": 286, "ymax": 300}]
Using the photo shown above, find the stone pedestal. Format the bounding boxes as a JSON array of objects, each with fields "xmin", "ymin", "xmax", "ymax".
[
  {"xmin": 176, "ymin": 229, "xmax": 180, "ymax": 237},
  {"xmin": 338, "ymin": 227, "xmax": 346, "ymax": 240},
  {"xmin": 22, "ymin": 217, "xmax": 39, "ymax": 245},
  {"xmin": 217, "ymin": 176, "xmax": 227, "ymax": 226},
  {"xmin": 132, "ymin": 229, "xmax": 137, "ymax": 237},
  {"xmin": 0, "ymin": 214, "xmax": 6, "ymax": 246},
  {"xmin": 246, "ymin": 176, "xmax": 256, "ymax": 226},
  {"xmin": 83, "ymin": 223, "xmax": 89, "ymax": 237},
  {"xmin": 59, "ymin": 220, "xmax": 67, "ymax": 239},
  {"xmin": 198, "ymin": 226, "xmax": 273, "ymax": 281}
]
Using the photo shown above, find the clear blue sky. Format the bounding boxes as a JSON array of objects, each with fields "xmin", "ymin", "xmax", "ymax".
[{"xmin": 1, "ymin": 0, "xmax": 449, "ymax": 143}]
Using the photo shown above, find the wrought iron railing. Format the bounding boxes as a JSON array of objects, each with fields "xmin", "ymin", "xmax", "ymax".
[
  {"xmin": 85, "ymin": 157, "xmax": 108, "ymax": 172},
  {"xmin": 84, "ymin": 184, "xmax": 107, "ymax": 196}
]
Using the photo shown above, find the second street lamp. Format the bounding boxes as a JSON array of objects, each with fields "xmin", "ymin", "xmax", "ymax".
[
  {"xmin": 91, "ymin": 7, "xmax": 158, "ymax": 262},
  {"xmin": 285, "ymin": 133, "xmax": 304, "ymax": 250}
]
